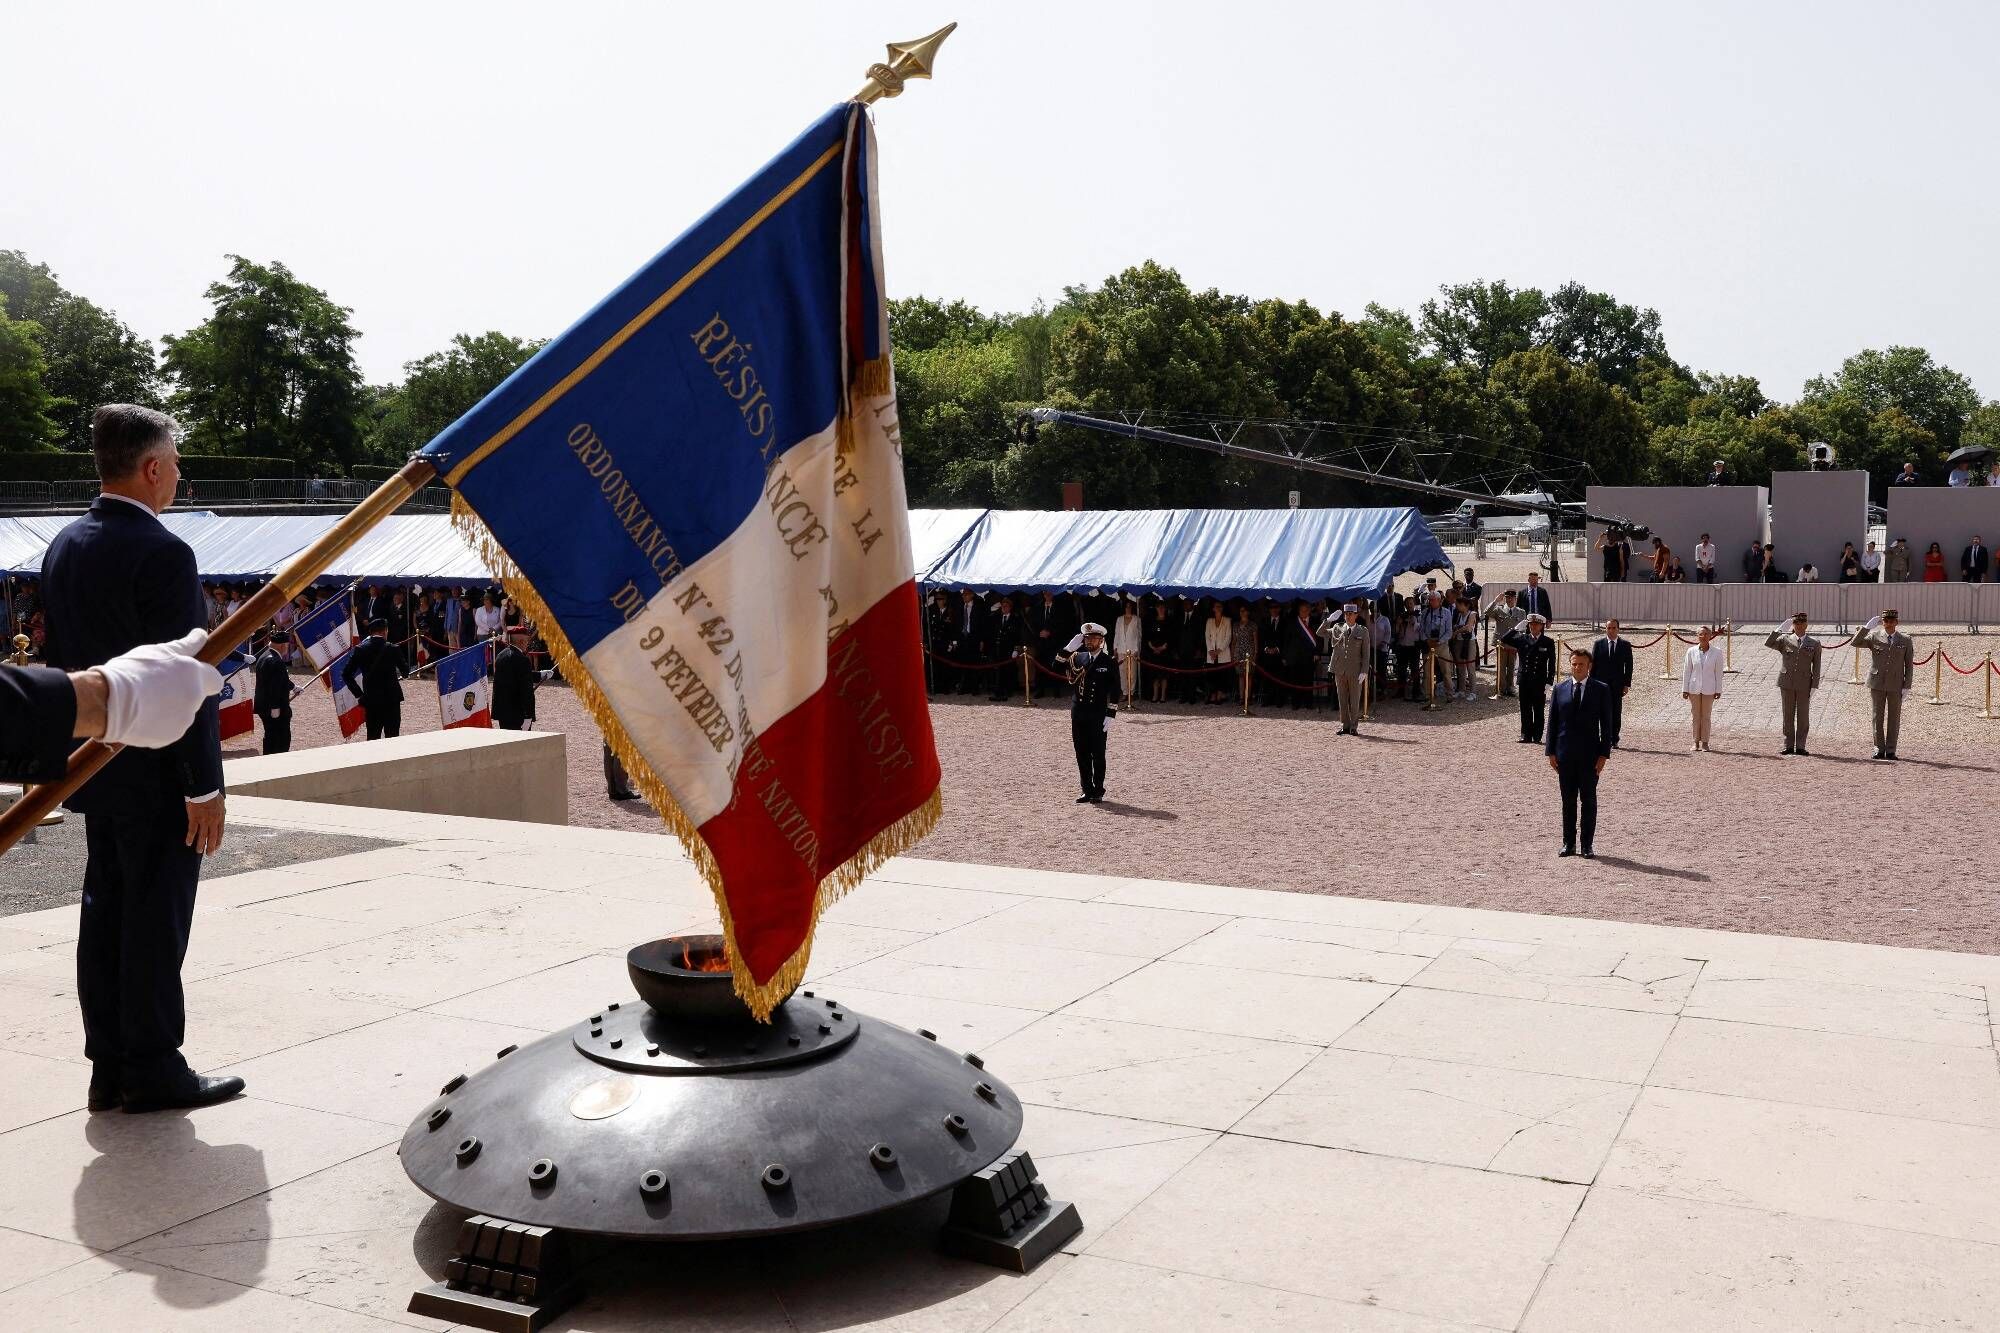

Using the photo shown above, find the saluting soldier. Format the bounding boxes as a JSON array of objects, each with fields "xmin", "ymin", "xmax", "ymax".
[
  {"xmin": 252, "ymin": 628, "xmax": 293, "ymax": 754},
  {"xmin": 1763, "ymin": 612, "xmax": 1824, "ymax": 755},
  {"xmin": 1500, "ymin": 613, "xmax": 1557, "ymax": 743},
  {"xmin": 1484, "ymin": 589, "xmax": 1525, "ymax": 698},
  {"xmin": 1059, "ymin": 621, "xmax": 1118, "ymax": 803},
  {"xmin": 1323, "ymin": 603, "xmax": 1371, "ymax": 735},
  {"xmin": 1850, "ymin": 610, "xmax": 1915, "ymax": 760}
]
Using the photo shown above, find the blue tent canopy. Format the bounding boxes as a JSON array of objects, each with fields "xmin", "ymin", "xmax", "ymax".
[
  {"xmin": 4, "ymin": 506, "xmax": 1448, "ymax": 603},
  {"xmin": 918, "ymin": 507, "xmax": 1450, "ymax": 602}
]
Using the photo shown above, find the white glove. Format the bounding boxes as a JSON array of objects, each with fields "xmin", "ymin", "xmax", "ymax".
[
  {"xmin": 1062, "ymin": 634, "xmax": 1085, "ymax": 653},
  {"xmin": 96, "ymin": 629, "xmax": 224, "ymax": 748},
  {"xmin": 1866, "ymin": 615, "xmax": 1883, "ymax": 630}
]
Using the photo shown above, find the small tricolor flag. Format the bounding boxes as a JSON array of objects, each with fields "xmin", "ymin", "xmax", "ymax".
[
  {"xmin": 217, "ymin": 652, "xmax": 255, "ymax": 741},
  {"xmin": 295, "ymin": 595, "xmax": 355, "ymax": 674},
  {"xmin": 327, "ymin": 649, "xmax": 367, "ymax": 739},
  {"xmin": 435, "ymin": 643, "xmax": 492, "ymax": 730},
  {"xmin": 420, "ymin": 103, "xmax": 940, "ymax": 1017}
]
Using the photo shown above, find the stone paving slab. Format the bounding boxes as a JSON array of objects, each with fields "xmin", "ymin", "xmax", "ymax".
[{"xmin": 0, "ymin": 801, "xmax": 1992, "ymax": 1329}]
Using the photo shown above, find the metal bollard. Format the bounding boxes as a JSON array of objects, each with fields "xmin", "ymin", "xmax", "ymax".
[
  {"xmin": 1658, "ymin": 625, "xmax": 1676, "ymax": 680},
  {"xmin": 1240, "ymin": 658, "xmax": 1251, "ymax": 716},
  {"xmin": 1020, "ymin": 654, "xmax": 1033, "ymax": 707},
  {"xmin": 1723, "ymin": 620, "xmax": 1738, "ymax": 674},
  {"xmin": 1982, "ymin": 651, "xmax": 1996, "ymax": 720},
  {"xmin": 1928, "ymin": 640, "xmax": 1946, "ymax": 705}
]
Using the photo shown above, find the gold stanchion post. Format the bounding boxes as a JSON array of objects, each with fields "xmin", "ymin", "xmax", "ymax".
[
  {"xmin": 1020, "ymin": 653, "xmax": 1033, "ymax": 706},
  {"xmin": 1423, "ymin": 645, "xmax": 1437, "ymax": 710},
  {"xmin": 1240, "ymin": 657, "xmax": 1250, "ymax": 715},
  {"xmin": 1658, "ymin": 625, "xmax": 1675, "ymax": 679},
  {"xmin": 1928, "ymin": 639, "xmax": 1946, "ymax": 705},
  {"xmin": 1850, "ymin": 642, "xmax": 1861, "ymax": 685},
  {"xmin": 1982, "ymin": 651, "xmax": 1995, "ymax": 719},
  {"xmin": 1723, "ymin": 619, "xmax": 1738, "ymax": 673}
]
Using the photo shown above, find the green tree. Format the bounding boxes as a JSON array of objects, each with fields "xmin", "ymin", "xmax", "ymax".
[
  {"xmin": 0, "ymin": 251, "xmax": 161, "ymax": 450},
  {"xmin": 1418, "ymin": 280, "xmax": 1549, "ymax": 373},
  {"xmin": 162, "ymin": 256, "xmax": 366, "ymax": 470},
  {"xmin": 1485, "ymin": 347, "xmax": 1649, "ymax": 484},
  {"xmin": 888, "ymin": 296, "xmax": 1000, "ymax": 354},
  {"xmin": 1798, "ymin": 347, "xmax": 1982, "ymax": 493},
  {"xmin": 367, "ymin": 331, "xmax": 545, "ymax": 460},
  {"xmin": 1542, "ymin": 282, "xmax": 1670, "ymax": 389},
  {"xmin": 0, "ymin": 296, "xmax": 60, "ymax": 449},
  {"xmin": 894, "ymin": 334, "xmax": 1017, "ymax": 505}
]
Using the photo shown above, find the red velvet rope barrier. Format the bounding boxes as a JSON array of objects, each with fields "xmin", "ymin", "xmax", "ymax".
[{"xmin": 1940, "ymin": 649, "xmax": 1986, "ymax": 675}]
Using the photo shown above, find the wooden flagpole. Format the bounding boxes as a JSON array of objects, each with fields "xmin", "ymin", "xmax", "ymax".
[{"xmin": 0, "ymin": 458, "xmax": 438, "ymax": 853}]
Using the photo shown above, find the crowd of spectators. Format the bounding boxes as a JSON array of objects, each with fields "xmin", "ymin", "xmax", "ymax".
[
  {"xmin": 1589, "ymin": 529, "xmax": 1998, "ymax": 586},
  {"xmin": 921, "ymin": 569, "xmax": 1546, "ymax": 711}
]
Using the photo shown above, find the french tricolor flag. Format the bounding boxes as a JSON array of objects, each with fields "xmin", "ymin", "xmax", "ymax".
[
  {"xmin": 217, "ymin": 653, "xmax": 255, "ymax": 742},
  {"xmin": 294, "ymin": 595, "xmax": 355, "ymax": 674},
  {"xmin": 419, "ymin": 104, "xmax": 940, "ymax": 1016},
  {"xmin": 327, "ymin": 649, "xmax": 367, "ymax": 739},
  {"xmin": 435, "ymin": 643, "xmax": 492, "ymax": 730}
]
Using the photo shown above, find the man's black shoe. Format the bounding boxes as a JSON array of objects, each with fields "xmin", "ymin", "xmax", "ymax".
[
  {"xmin": 121, "ymin": 1073, "xmax": 246, "ymax": 1114},
  {"xmin": 1075, "ymin": 794, "xmax": 1092, "ymax": 803},
  {"xmin": 1086, "ymin": 793, "xmax": 1103, "ymax": 803},
  {"xmin": 1581, "ymin": 848, "xmax": 1596, "ymax": 859},
  {"xmin": 1558, "ymin": 846, "xmax": 1576, "ymax": 857},
  {"xmin": 87, "ymin": 1075, "xmax": 120, "ymax": 1113},
  {"xmin": 1873, "ymin": 748, "xmax": 1885, "ymax": 759},
  {"xmin": 608, "ymin": 789, "xmax": 640, "ymax": 801},
  {"xmin": 1782, "ymin": 747, "xmax": 1795, "ymax": 755},
  {"xmin": 1886, "ymin": 752, "xmax": 1898, "ymax": 760},
  {"xmin": 1795, "ymin": 749, "xmax": 1810, "ymax": 757}
]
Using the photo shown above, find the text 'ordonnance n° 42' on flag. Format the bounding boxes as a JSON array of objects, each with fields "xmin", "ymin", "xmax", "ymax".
[
  {"xmin": 417, "ymin": 103, "xmax": 940, "ymax": 1018},
  {"xmin": 435, "ymin": 643, "xmax": 492, "ymax": 730}
]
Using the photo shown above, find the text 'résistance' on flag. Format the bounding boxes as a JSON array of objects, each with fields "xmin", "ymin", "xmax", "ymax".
[
  {"xmin": 435, "ymin": 643, "xmax": 492, "ymax": 730},
  {"xmin": 418, "ymin": 103, "xmax": 940, "ymax": 1018},
  {"xmin": 327, "ymin": 649, "xmax": 367, "ymax": 739}
]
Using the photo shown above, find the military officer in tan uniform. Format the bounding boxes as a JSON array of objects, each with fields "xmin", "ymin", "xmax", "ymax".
[
  {"xmin": 1483, "ymin": 589, "xmax": 1526, "ymax": 698},
  {"xmin": 1849, "ymin": 610, "xmax": 1916, "ymax": 760},
  {"xmin": 1323, "ymin": 602, "xmax": 1371, "ymax": 735},
  {"xmin": 1762, "ymin": 612, "xmax": 1824, "ymax": 755}
]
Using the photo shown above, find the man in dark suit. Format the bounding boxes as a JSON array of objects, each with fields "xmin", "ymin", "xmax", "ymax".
[
  {"xmin": 1281, "ymin": 601, "xmax": 1319, "ymax": 709},
  {"xmin": 1, "ymin": 638, "xmax": 220, "ymax": 785},
  {"xmin": 1517, "ymin": 572, "xmax": 1552, "ymax": 621},
  {"xmin": 923, "ymin": 589, "xmax": 955, "ymax": 696},
  {"xmin": 39, "ymin": 404, "xmax": 243, "ymax": 1113},
  {"xmin": 1257, "ymin": 599, "xmax": 1286, "ymax": 706},
  {"xmin": 948, "ymin": 589, "xmax": 984, "ymax": 695},
  {"xmin": 1588, "ymin": 619, "xmax": 1635, "ymax": 748},
  {"xmin": 1961, "ymin": 535, "xmax": 1989, "ymax": 583},
  {"xmin": 253, "ymin": 628, "xmax": 293, "ymax": 754},
  {"xmin": 1500, "ymin": 614, "xmax": 1557, "ymax": 743},
  {"xmin": 387, "ymin": 588, "xmax": 414, "ymax": 669},
  {"xmin": 1546, "ymin": 645, "xmax": 1614, "ymax": 857},
  {"xmin": 986, "ymin": 595, "xmax": 1026, "ymax": 700},
  {"xmin": 492, "ymin": 625, "xmax": 538, "ymax": 729},
  {"xmin": 1026, "ymin": 591, "xmax": 1075, "ymax": 698},
  {"xmin": 1174, "ymin": 597, "xmax": 1205, "ymax": 703},
  {"xmin": 349, "ymin": 617, "xmax": 405, "ymax": 739}
]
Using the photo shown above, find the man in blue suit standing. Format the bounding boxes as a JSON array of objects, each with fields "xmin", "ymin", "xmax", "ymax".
[
  {"xmin": 1545, "ymin": 645, "xmax": 1614, "ymax": 859},
  {"xmin": 41, "ymin": 404, "xmax": 244, "ymax": 1113}
]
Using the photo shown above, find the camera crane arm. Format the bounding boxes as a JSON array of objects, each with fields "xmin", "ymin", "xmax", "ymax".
[{"xmin": 1019, "ymin": 407, "xmax": 1649, "ymax": 581}]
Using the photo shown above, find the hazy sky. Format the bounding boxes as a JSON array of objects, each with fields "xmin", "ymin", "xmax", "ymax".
[{"xmin": 8, "ymin": 2, "xmax": 1996, "ymax": 401}]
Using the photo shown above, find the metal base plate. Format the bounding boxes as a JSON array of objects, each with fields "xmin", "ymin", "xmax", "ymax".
[
  {"xmin": 941, "ymin": 1199, "xmax": 1082, "ymax": 1273},
  {"xmin": 408, "ymin": 1280, "xmax": 579, "ymax": 1333}
]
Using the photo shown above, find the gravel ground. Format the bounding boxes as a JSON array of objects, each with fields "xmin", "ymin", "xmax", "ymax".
[{"xmin": 241, "ymin": 637, "xmax": 2000, "ymax": 955}]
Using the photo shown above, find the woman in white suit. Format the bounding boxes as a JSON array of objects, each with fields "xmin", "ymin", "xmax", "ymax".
[
  {"xmin": 1203, "ymin": 600, "xmax": 1232, "ymax": 704},
  {"xmin": 1111, "ymin": 600, "xmax": 1143, "ymax": 703},
  {"xmin": 1680, "ymin": 623, "xmax": 1726, "ymax": 751}
]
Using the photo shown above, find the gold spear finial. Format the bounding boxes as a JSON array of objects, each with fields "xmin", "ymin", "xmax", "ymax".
[{"xmin": 855, "ymin": 23, "xmax": 957, "ymax": 104}]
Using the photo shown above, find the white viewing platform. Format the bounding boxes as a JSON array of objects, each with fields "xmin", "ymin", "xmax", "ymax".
[{"xmin": 0, "ymin": 739, "xmax": 1994, "ymax": 1329}]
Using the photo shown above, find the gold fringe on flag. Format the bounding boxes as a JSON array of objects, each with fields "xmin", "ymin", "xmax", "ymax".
[
  {"xmin": 451, "ymin": 492, "xmax": 940, "ymax": 1021},
  {"xmin": 854, "ymin": 355, "xmax": 893, "ymax": 398}
]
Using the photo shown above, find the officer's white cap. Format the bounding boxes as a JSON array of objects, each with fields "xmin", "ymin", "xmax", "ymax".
[
  {"xmin": 1526, "ymin": 613, "xmax": 1548, "ymax": 624},
  {"xmin": 1342, "ymin": 603, "xmax": 1358, "ymax": 612},
  {"xmin": 1080, "ymin": 622, "xmax": 1107, "ymax": 635}
]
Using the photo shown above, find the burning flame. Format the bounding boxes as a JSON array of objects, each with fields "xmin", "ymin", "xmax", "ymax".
[{"xmin": 679, "ymin": 939, "xmax": 732, "ymax": 974}]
